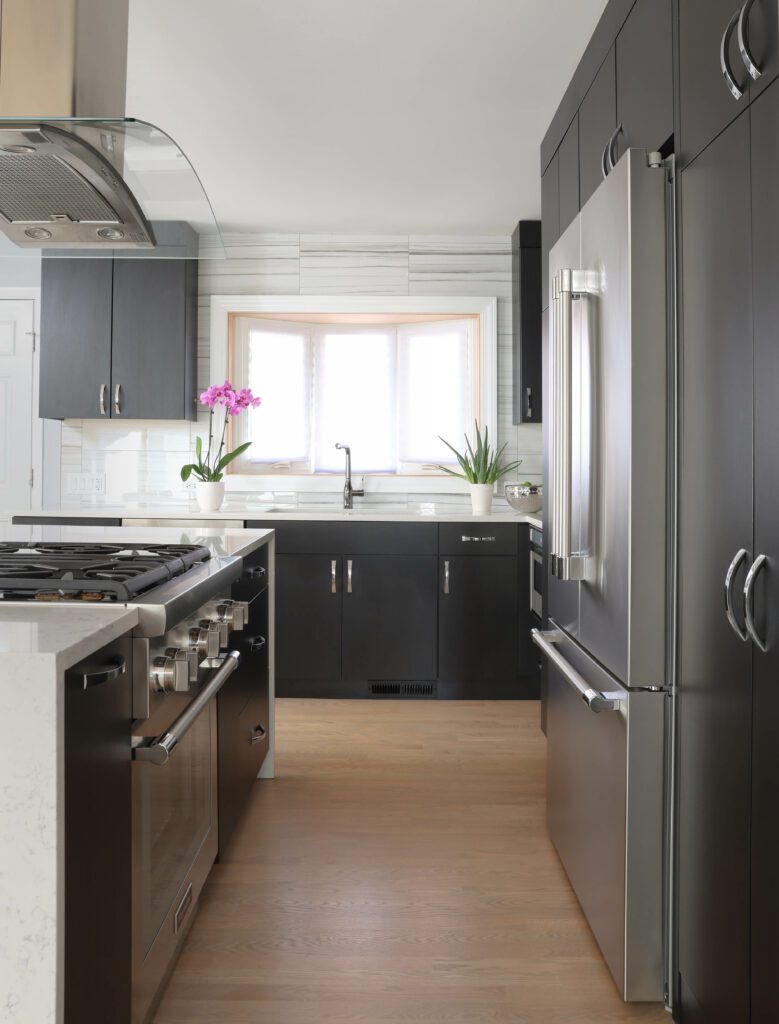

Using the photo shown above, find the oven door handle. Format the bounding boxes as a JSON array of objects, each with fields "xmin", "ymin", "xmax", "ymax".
[{"xmin": 134, "ymin": 651, "xmax": 241, "ymax": 765}]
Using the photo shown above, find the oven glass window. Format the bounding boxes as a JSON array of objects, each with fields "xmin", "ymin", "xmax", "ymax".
[
  {"xmin": 533, "ymin": 555, "xmax": 543, "ymax": 598},
  {"xmin": 137, "ymin": 703, "xmax": 212, "ymax": 954}
]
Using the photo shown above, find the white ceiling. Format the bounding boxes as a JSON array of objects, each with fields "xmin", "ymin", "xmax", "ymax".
[{"xmin": 127, "ymin": 0, "xmax": 608, "ymax": 236}]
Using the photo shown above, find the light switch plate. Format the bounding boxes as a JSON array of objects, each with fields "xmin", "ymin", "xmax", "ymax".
[{"xmin": 65, "ymin": 472, "xmax": 106, "ymax": 495}]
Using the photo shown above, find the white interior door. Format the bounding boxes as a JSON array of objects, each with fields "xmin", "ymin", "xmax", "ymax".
[{"xmin": 0, "ymin": 299, "xmax": 34, "ymax": 519}]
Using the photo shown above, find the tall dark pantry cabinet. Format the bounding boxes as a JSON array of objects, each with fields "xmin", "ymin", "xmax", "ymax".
[{"xmin": 678, "ymin": 76, "xmax": 779, "ymax": 1024}]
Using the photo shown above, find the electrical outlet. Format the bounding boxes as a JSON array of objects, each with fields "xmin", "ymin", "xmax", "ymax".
[{"xmin": 66, "ymin": 472, "xmax": 107, "ymax": 495}]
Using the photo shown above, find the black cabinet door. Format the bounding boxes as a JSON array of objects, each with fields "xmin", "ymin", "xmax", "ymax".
[
  {"xmin": 749, "ymin": 79, "xmax": 779, "ymax": 1024},
  {"xmin": 111, "ymin": 259, "xmax": 196, "ymax": 420},
  {"xmin": 276, "ymin": 554, "xmax": 341, "ymax": 683},
  {"xmin": 438, "ymin": 555, "xmax": 518, "ymax": 682},
  {"xmin": 558, "ymin": 113, "xmax": 579, "ymax": 235},
  {"xmin": 39, "ymin": 258, "xmax": 113, "ymax": 420},
  {"xmin": 511, "ymin": 221, "xmax": 541, "ymax": 424},
  {"xmin": 541, "ymin": 151, "xmax": 559, "ymax": 311},
  {"xmin": 679, "ymin": 0, "xmax": 752, "ymax": 165},
  {"xmin": 615, "ymin": 0, "xmax": 673, "ymax": 158},
  {"xmin": 677, "ymin": 109, "xmax": 753, "ymax": 1024},
  {"xmin": 741, "ymin": 0, "xmax": 779, "ymax": 102},
  {"xmin": 342, "ymin": 555, "xmax": 437, "ymax": 681},
  {"xmin": 578, "ymin": 46, "xmax": 616, "ymax": 208}
]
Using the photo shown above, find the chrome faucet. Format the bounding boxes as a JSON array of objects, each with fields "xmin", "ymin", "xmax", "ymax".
[{"xmin": 335, "ymin": 443, "xmax": 364, "ymax": 509}]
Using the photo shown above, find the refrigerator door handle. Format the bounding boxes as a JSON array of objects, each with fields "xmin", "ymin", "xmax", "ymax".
[
  {"xmin": 744, "ymin": 553, "xmax": 768, "ymax": 651},
  {"xmin": 532, "ymin": 628, "xmax": 622, "ymax": 713},
  {"xmin": 724, "ymin": 547, "xmax": 750, "ymax": 641}
]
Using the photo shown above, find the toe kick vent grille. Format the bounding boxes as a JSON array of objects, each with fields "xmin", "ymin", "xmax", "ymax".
[{"xmin": 370, "ymin": 681, "xmax": 437, "ymax": 698}]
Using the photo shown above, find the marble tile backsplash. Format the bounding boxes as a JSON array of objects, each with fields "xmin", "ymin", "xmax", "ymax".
[{"xmin": 58, "ymin": 233, "xmax": 542, "ymax": 508}]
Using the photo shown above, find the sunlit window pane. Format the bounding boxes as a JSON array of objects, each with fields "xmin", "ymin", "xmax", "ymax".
[
  {"xmin": 313, "ymin": 330, "xmax": 396, "ymax": 473},
  {"xmin": 245, "ymin": 328, "xmax": 311, "ymax": 462},
  {"xmin": 398, "ymin": 323, "xmax": 470, "ymax": 464}
]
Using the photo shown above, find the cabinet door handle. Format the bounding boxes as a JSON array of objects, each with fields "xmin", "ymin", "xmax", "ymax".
[
  {"xmin": 744, "ymin": 553, "xmax": 768, "ymax": 651},
  {"xmin": 444, "ymin": 560, "xmax": 450, "ymax": 595},
  {"xmin": 526, "ymin": 386, "xmax": 533, "ymax": 419},
  {"xmin": 331, "ymin": 559, "xmax": 337, "ymax": 594},
  {"xmin": 725, "ymin": 547, "xmax": 749, "ymax": 641},
  {"xmin": 81, "ymin": 657, "xmax": 126, "ymax": 689},
  {"xmin": 607, "ymin": 124, "xmax": 623, "ymax": 172},
  {"xmin": 737, "ymin": 0, "xmax": 763, "ymax": 80},
  {"xmin": 249, "ymin": 635, "xmax": 266, "ymax": 652},
  {"xmin": 601, "ymin": 138, "xmax": 610, "ymax": 180},
  {"xmin": 99, "ymin": 383, "xmax": 107, "ymax": 416},
  {"xmin": 721, "ymin": 8, "xmax": 746, "ymax": 99},
  {"xmin": 347, "ymin": 559, "xmax": 353, "ymax": 594},
  {"xmin": 114, "ymin": 383, "xmax": 122, "ymax": 415}
]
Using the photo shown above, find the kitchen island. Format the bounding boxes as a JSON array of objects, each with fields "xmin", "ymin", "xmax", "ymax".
[{"xmin": 0, "ymin": 525, "xmax": 274, "ymax": 1024}]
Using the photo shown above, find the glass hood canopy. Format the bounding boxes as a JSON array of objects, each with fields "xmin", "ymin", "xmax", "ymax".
[{"xmin": 0, "ymin": 118, "xmax": 225, "ymax": 259}]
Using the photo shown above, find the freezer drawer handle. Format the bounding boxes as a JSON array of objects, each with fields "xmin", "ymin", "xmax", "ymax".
[
  {"xmin": 133, "ymin": 651, "xmax": 241, "ymax": 765},
  {"xmin": 531, "ymin": 629, "xmax": 621, "ymax": 713},
  {"xmin": 724, "ymin": 547, "xmax": 749, "ymax": 642},
  {"xmin": 744, "ymin": 553, "xmax": 768, "ymax": 652}
]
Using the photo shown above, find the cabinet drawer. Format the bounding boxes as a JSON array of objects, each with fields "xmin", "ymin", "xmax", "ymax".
[
  {"xmin": 439, "ymin": 523, "xmax": 517, "ymax": 555},
  {"xmin": 249, "ymin": 520, "xmax": 437, "ymax": 555}
]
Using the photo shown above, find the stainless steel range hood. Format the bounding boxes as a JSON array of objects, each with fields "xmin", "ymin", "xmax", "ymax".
[{"xmin": 0, "ymin": 0, "xmax": 224, "ymax": 257}]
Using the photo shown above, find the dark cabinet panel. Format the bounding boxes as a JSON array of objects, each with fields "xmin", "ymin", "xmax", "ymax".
[
  {"xmin": 615, "ymin": 0, "xmax": 673, "ymax": 158},
  {"xmin": 40, "ymin": 258, "xmax": 113, "ymax": 420},
  {"xmin": 541, "ymin": 151, "xmax": 559, "ymax": 311},
  {"xmin": 511, "ymin": 221, "xmax": 541, "ymax": 424},
  {"xmin": 342, "ymin": 555, "xmax": 437, "ymax": 681},
  {"xmin": 677, "ymin": 109, "xmax": 753, "ymax": 1024},
  {"xmin": 749, "ymin": 79, "xmax": 779, "ymax": 1024},
  {"xmin": 679, "ymin": 0, "xmax": 751, "ymax": 164},
  {"xmin": 558, "ymin": 114, "xmax": 580, "ymax": 233},
  {"xmin": 438, "ymin": 555, "xmax": 518, "ymax": 682},
  {"xmin": 111, "ymin": 259, "xmax": 196, "ymax": 420},
  {"xmin": 275, "ymin": 554, "xmax": 341, "ymax": 684},
  {"xmin": 65, "ymin": 637, "xmax": 132, "ymax": 1024},
  {"xmin": 578, "ymin": 47, "xmax": 616, "ymax": 208}
]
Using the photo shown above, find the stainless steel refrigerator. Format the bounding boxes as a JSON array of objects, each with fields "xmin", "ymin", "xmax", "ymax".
[{"xmin": 534, "ymin": 148, "xmax": 672, "ymax": 1002}]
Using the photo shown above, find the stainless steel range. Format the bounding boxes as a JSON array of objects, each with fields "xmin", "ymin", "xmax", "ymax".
[{"xmin": 0, "ymin": 538, "xmax": 271, "ymax": 1024}]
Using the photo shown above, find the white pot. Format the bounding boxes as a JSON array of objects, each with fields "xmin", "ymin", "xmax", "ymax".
[
  {"xmin": 195, "ymin": 480, "xmax": 225, "ymax": 512},
  {"xmin": 469, "ymin": 483, "xmax": 494, "ymax": 515}
]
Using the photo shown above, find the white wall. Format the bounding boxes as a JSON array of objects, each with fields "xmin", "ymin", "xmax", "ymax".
[{"xmin": 57, "ymin": 233, "xmax": 541, "ymax": 509}]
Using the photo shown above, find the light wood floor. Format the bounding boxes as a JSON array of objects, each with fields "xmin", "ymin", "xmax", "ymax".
[{"xmin": 154, "ymin": 700, "xmax": 667, "ymax": 1024}]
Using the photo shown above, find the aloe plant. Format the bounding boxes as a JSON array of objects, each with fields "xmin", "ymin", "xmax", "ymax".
[{"xmin": 437, "ymin": 422, "xmax": 522, "ymax": 484}]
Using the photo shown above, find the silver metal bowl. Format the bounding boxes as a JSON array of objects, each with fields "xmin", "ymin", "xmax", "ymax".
[{"xmin": 504, "ymin": 482, "xmax": 543, "ymax": 514}]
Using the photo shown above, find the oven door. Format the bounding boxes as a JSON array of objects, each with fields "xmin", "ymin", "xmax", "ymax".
[{"xmin": 131, "ymin": 652, "xmax": 239, "ymax": 1024}]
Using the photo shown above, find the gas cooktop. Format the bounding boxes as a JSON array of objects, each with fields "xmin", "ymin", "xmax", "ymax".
[{"xmin": 0, "ymin": 542, "xmax": 211, "ymax": 602}]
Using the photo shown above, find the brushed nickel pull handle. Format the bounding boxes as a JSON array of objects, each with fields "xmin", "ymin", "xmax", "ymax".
[
  {"xmin": 607, "ymin": 124, "xmax": 623, "ymax": 172},
  {"xmin": 99, "ymin": 383, "xmax": 107, "ymax": 416},
  {"xmin": 81, "ymin": 657, "xmax": 126, "ymax": 689},
  {"xmin": 744, "ymin": 553, "xmax": 768, "ymax": 651},
  {"xmin": 601, "ymin": 139, "xmax": 610, "ymax": 180},
  {"xmin": 347, "ymin": 558, "xmax": 353, "ymax": 594},
  {"xmin": 331, "ymin": 559, "xmax": 337, "ymax": 594},
  {"xmin": 725, "ymin": 548, "xmax": 749, "ymax": 641},
  {"xmin": 114, "ymin": 383, "xmax": 122, "ymax": 415},
  {"xmin": 444, "ymin": 560, "xmax": 450, "ymax": 594},
  {"xmin": 721, "ymin": 8, "xmax": 746, "ymax": 99},
  {"xmin": 737, "ymin": 0, "xmax": 763, "ymax": 80}
]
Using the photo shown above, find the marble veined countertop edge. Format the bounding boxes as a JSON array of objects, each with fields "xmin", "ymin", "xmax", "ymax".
[{"xmin": 0, "ymin": 605, "xmax": 139, "ymax": 668}]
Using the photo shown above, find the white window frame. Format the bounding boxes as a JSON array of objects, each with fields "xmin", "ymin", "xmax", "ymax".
[{"xmin": 210, "ymin": 294, "xmax": 498, "ymax": 495}]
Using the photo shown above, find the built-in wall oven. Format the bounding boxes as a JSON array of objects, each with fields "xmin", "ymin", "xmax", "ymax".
[{"xmin": 529, "ymin": 527, "xmax": 543, "ymax": 622}]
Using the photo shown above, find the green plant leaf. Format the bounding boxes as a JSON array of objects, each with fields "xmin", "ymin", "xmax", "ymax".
[
  {"xmin": 436, "ymin": 465, "xmax": 468, "ymax": 480},
  {"xmin": 180, "ymin": 464, "xmax": 198, "ymax": 481},
  {"xmin": 195, "ymin": 435, "xmax": 202, "ymax": 462},
  {"xmin": 214, "ymin": 441, "xmax": 252, "ymax": 474}
]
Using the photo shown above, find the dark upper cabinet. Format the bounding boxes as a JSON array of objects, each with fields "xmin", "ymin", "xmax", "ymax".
[
  {"xmin": 677, "ymin": 108, "xmax": 753, "ymax": 1024},
  {"xmin": 275, "ymin": 553, "xmax": 342, "ymax": 686},
  {"xmin": 511, "ymin": 221, "xmax": 541, "ymax": 424},
  {"xmin": 558, "ymin": 114, "xmax": 580, "ymax": 233},
  {"xmin": 749, "ymin": 78, "xmax": 779, "ymax": 1024},
  {"xmin": 40, "ymin": 256, "xmax": 197, "ymax": 420},
  {"xmin": 679, "ymin": 0, "xmax": 754, "ymax": 164},
  {"xmin": 111, "ymin": 259, "xmax": 196, "ymax": 420},
  {"xmin": 578, "ymin": 46, "xmax": 617, "ymax": 209},
  {"xmin": 615, "ymin": 0, "xmax": 673, "ymax": 159},
  {"xmin": 342, "ymin": 555, "xmax": 438, "ymax": 681},
  {"xmin": 541, "ymin": 151, "xmax": 559, "ymax": 311},
  {"xmin": 438, "ymin": 554, "xmax": 518, "ymax": 683},
  {"xmin": 39, "ymin": 259, "xmax": 113, "ymax": 420}
]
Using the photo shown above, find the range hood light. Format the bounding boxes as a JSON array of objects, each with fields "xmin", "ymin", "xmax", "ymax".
[
  {"xmin": 24, "ymin": 227, "xmax": 52, "ymax": 240},
  {"xmin": 97, "ymin": 227, "xmax": 124, "ymax": 240}
]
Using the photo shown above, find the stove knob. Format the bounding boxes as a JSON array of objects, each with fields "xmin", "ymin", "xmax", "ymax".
[
  {"xmin": 151, "ymin": 652, "xmax": 189, "ymax": 694},
  {"xmin": 166, "ymin": 646, "xmax": 199, "ymax": 683},
  {"xmin": 189, "ymin": 622, "xmax": 221, "ymax": 660},
  {"xmin": 216, "ymin": 599, "xmax": 250, "ymax": 631}
]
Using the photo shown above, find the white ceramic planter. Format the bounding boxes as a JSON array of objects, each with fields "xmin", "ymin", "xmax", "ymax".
[
  {"xmin": 195, "ymin": 480, "xmax": 225, "ymax": 512},
  {"xmin": 469, "ymin": 483, "xmax": 494, "ymax": 515}
]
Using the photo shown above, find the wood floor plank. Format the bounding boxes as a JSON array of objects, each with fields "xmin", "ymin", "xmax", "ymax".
[{"xmin": 153, "ymin": 700, "xmax": 667, "ymax": 1024}]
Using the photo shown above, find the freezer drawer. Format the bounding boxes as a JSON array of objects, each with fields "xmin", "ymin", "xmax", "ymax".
[{"xmin": 537, "ymin": 623, "xmax": 665, "ymax": 1001}]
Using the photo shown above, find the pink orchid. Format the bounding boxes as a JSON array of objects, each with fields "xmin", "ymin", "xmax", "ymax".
[{"xmin": 184, "ymin": 380, "xmax": 261, "ymax": 483}]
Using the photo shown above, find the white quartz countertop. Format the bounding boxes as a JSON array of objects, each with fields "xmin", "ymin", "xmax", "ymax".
[
  {"xmin": 16, "ymin": 502, "xmax": 543, "ymax": 529},
  {"xmin": 0, "ymin": 604, "xmax": 139, "ymax": 667}
]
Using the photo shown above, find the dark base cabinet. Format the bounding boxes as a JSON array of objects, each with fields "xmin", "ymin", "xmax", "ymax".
[
  {"xmin": 251, "ymin": 520, "xmax": 540, "ymax": 700},
  {"xmin": 65, "ymin": 637, "xmax": 132, "ymax": 1024}
]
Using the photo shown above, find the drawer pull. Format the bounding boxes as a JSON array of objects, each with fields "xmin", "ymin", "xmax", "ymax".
[
  {"xmin": 461, "ymin": 535, "xmax": 496, "ymax": 543},
  {"xmin": 250, "ymin": 723, "xmax": 266, "ymax": 744},
  {"xmin": 174, "ymin": 882, "xmax": 193, "ymax": 934},
  {"xmin": 249, "ymin": 635, "xmax": 266, "ymax": 652},
  {"xmin": 444, "ymin": 560, "xmax": 450, "ymax": 595}
]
